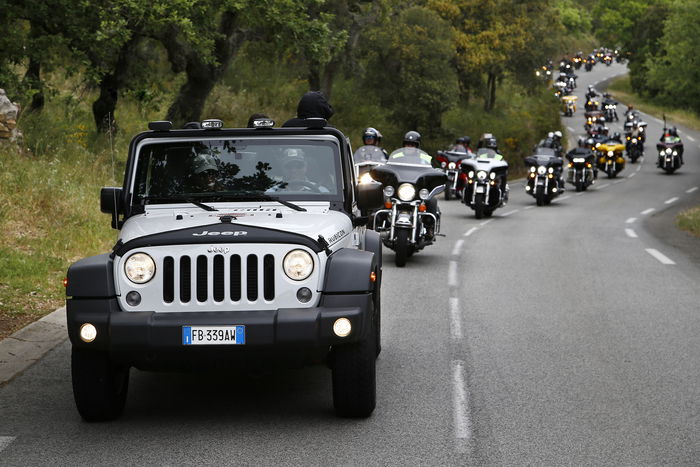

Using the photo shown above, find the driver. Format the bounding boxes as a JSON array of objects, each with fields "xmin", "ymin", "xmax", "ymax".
[{"xmin": 188, "ymin": 153, "xmax": 223, "ymax": 192}]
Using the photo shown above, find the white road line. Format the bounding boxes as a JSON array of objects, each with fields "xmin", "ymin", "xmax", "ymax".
[
  {"xmin": 687, "ymin": 187, "xmax": 698, "ymax": 194},
  {"xmin": 626, "ymin": 217, "xmax": 637, "ymax": 224},
  {"xmin": 0, "ymin": 436, "xmax": 16, "ymax": 453},
  {"xmin": 501, "ymin": 209, "xmax": 518, "ymax": 217},
  {"xmin": 463, "ymin": 227, "xmax": 478, "ymax": 237},
  {"xmin": 452, "ymin": 239, "xmax": 464, "ymax": 256},
  {"xmin": 641, "ymin": 208, "xmax": 655, "ymax": 215},
  {"xmin": 687, "ymin": 135, "xmax": 695, "ymax": 142},
  {"xmin": 523, "ymin": 205, "xmax": 535, "ymax": 210},
  {"xmin": 567, "ymin": 126, "xmax": 575, "ymax": 132},
  {"xmin": 479, "ymin": 219, "xmax": 493, "ymax": 226},
  {"xmin": 625, "ymin": 228, "xmax": 638, "ymax": 238},
  {"xmin": 646, "ymin": 248, "xmax": 676, "ymax": 265},
  {"xmin": 629, "ymin": 172, "xmax": 636, "ymax": 178},
  {"xmin": 665, "ymin": 197, "xmax": 678, "ymax": 204},
  {"xmin": 448, "ymin": 261, "xmax": 458, "ymax": 287},
  {"xmin": 613, "ymin": 180, "xmax": 624, "ymax": 184},
  {"xmin": 449, "ymin": 298, "xmax": 462, "ymax": 340},
  {"xmin": 598, "ymin": 183, "xmax": 610, "ymax": 189},
  {"xmin": 452, "ymin": 360, "xmax": 472, "ymax": 449},
  {"xmin": 636, "ymin": 166, "xmax": 641, "ymax": 172}
]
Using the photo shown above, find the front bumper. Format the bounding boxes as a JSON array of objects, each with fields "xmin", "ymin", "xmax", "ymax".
[{"xmin": 67, "ymin": 293, "xmax": 372, "ymax": 368}]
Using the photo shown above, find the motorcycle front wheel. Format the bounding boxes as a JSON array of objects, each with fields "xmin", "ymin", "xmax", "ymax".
[
  {"xmin": 474, "ymin": 193, "xmax": 485, "ymax": 219},
  {"xmin": 394, "ymin": 229, "xmax": 410, "ymax": 267}
]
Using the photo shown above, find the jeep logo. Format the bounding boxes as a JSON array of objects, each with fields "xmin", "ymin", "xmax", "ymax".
[
  {"xmin": 192, "ymin": 230, "xmax": 248, "ymax": 237},
  {"xmin": 207, "ymin": 246, "xmax": 230, "ymax": 253}
]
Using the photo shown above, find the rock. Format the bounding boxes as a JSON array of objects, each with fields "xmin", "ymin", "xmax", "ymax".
[{"xmin": 0, "ymin": 89, "xmax": 21, "ymax": 142}]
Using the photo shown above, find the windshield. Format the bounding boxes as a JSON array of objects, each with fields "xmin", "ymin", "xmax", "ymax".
[
  {"xmin": 387, "ymin": 147, "xmax": 433, "ymax": 166},
  {"xmin": 132, "ymin": 138, "xmax": 342, "ymax": 205},
  {"xmin": 353, "ymin": 145, "xmax": 387, "ymax": 163}
]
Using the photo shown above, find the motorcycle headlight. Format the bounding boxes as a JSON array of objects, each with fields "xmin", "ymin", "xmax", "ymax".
[
  {"xmin": 666, "ymin": 148, "xmax": 672, "ymax": 155},
  {"xmin": 440, "ymin": 161, "xmax": 447, "ymax": 168},
  {"xmin": 639, "ymin": 127, "xmax": 644, "ymax": 132},
  {"xmin": 595, "ymin": 143, "xmax": 601, "ymax": 148},
  {"xmin": 419, "ymin": 188, "xmax": 430, "ymax": 200},
  {"xmin": 537, "ymin": 166, "xmax": 547, "ymax": 175},
  {"xmin": 489, "ymin": 172, "xmax": 496, "ymax": 180},
  {"xmin": 397, "ymin": 183, "xmax": 416, "ymax": 201},
  {"xmin": 382, "ymin": 186, "xmax": 395, "ymax": 198},
  {"xmin": 124, "ymin": 253, "xmax": 156, "ymax": 284},
  {"xmin": 607, "ymin": 151, "xmax": 614, "ymax": 156},
  {"xmin": 359, "ymin": 173, "xmax": 374, "ymax": 184},
  {"xmin": 535, "ymin": 71, "xmax": 541, "ymax": 76},
  {"xmin": 529, "ymin": 166, "xmax": 536, "ymax": 173},
  {"xmin": 659, "ymin": 151, "xmax": 665, "ymax": 157},
  {"xmin": 448, "ymin": 162, "xmax": 456, "ymax": 170},
  {"xmin": 476, "ymin": 171, "xmax": 487, "ymax": 181},
  {"xmin": 283, "ymin": 249, "xmax": 314, "ymax": 281},
  {"xmin": 632, "ymin": 138, "xmax": 637, "ymax": 143},
  {"xmin": 547, "ymin": 167, "xmax": 554, "ymax": 174},
  {"xmin": 573, "ymin": 157, "xmax": 585, "ymax": 163},
  {"xmin": 672, "ymin": 150, "xmax": 678, "ymax": 156},
  {"xmin": 468, "ymin": 170, "xmax": 475, "ymax": 178}
]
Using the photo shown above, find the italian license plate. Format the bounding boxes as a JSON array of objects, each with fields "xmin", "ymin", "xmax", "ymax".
[
  {"xmin": 476, "ymin": 186, "xmax": 485, "ymax": 193},
  {"xmin": 182, "ymin": 325, "xmax": 245, "ymax": 345}
]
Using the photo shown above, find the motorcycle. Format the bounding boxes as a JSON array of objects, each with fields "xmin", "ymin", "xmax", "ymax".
[
  {"xmin": 603, "ymin": 100, "xmax": 618, "ymax": 122},
  {"xmin": 353, "ymin": 144, "xmax": 387, "ymax": 183},
  {"xmin": 584, "ymin": 56, "xmax": 595, "ymax": 71},
  {"xmin": 535, "ymin": 64, "xmax": 553, "ymax": 82},
  {"xmin": 524, "ymin": 148, "xmax": 564, "ymax": 206},
  {"xmin": 585, "ymin": 98, "xmax": 600, "ymax": 112},
  {"xmin": 460, "ymin": 149, "xmax": 509, "ymax": 219},
  {"xmin": 561, "ymin": 95, "xmax": 577, "ymax": 116},
  {"xmin": 656, "ymin": 141, "xmax": 683, "ymax": 174},
  {"xmin": 596, "ymin": 141, "xmax": 626, "ymax": 178},
  {"xmin": 435, "ymin": 147, "xmax": 473, "ymax": 200},
  {"xmin": 624, "ymin": 120, "xmax": 647, "ymax": 144},
  {"xmin": 565, "ymin": 148, "xmax": 596, "ymax": 192},
  {"xmin": 625, "ymin": 134, "xmax": 644, "ymax": 163},
  {"xmin": 371, "ymin": 148, "xmax": 446, "ymax": 267}
]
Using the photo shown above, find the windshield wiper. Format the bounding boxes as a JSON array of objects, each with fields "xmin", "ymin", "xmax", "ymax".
[
  {"xmin": 234, "ymin": 193, "xmax": 307, "ymax": 212},
  {"xmin": 140, "ymin": 195, "xmax": 218, "ymax": 212}
]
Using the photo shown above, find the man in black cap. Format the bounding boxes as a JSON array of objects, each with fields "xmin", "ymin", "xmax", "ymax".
[{"xmin": 282, "ymin": 91, "xmax": 334, "ymax": 127}]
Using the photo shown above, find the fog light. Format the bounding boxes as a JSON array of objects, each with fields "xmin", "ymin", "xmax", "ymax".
[
  {"xmin": 553, "ymin": 187, "xmax": 558, "ymax": 193},
  {"xmin": 296, "ymin": 287, "xmax": 312, "ymax": 303},
  {"xmin": 80, "ymin": 323, "xmax": 97, "ymax": 343},
  {"xmin": 126, "ymin": 291, "xmax": 141, "ymax": 306},
  {"xmin": 525, "ymin": 185, "xmax": 531, "ymax": 192},
  {"xmin": 333, "ymin": 318, "xmax": 352, "ymax": 337}
]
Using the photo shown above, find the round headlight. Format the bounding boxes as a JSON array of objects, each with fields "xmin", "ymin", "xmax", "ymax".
[
  {"xmin": 659, "ymin": 151, "xmax": 665, "ymax": 156},
  {"xmin": 537, "ymin": 166, "xmax": 547, "ymax": 175},
  {"xmin": 124, "ymin": 253, "xmax": 155, "ymax": 284},
  {"xmin": 607, "ymin": 151, "xmax": 614, "ymax": 156},
  {"xmin": 595, "ymin": 143, "xmax": 601, "ymax": 147},
  {"xmin": 397, "ymin": 183, "xmax": 416, "ymax": 201},
  {"xmin": 468, "ymin": 170, "xmax": 475, "ymax": 178},
  {"xmin": 529, "ymin": 166, "xmax": 536, "ymax": 173},
  {"xmin": 283, "ymin": 249, "xmax": 314, "ymax": 281},
  {"xmin": 666, "ymin": 148, "xmax": 672, "ymax": 154},
  {"xmin": 672, "ymin": 150, "xmax": 678, "ymax": 156},
  {"xmin": 632, "ymin": 138, "xmax": 637, "ymax": 143},
  {"xmin": 547, "ymin": 167, "xmax": 554, "ymax": 174},
  {"xmin": 489, "ymin": 172, "xmax": 496, "ymax": 180},
  {"xmin": 359, "ymin": 172, "xmax": 373, "ymax": 184},
  {"xmin": 477, "ymin": 171, "xmax": 487, "ymax": 181},
  {"xmin": 448, "ymin": 162, "xmax": 456, "ymax": 170},
  {"xmin": 639, "ymin": 127, "xmax": 644, "ymax": 132},
  {"xmin": 418, "ymin": 188, "xmax": 430, "ymax": 200},
  {"xmin": 383, "ymin": 185, "xmax": 395, "ymax": 198},
  {"xmin": 440, "ymin": 161, "xmax": 447, "ymax": 168}
]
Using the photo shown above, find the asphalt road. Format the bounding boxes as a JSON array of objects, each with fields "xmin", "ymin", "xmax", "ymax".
[{"xmin": 1, "ymin": 62, "xmax": 699, "ymax": 465}]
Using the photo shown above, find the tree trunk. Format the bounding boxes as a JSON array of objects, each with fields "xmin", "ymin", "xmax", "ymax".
[
  {"xmin": 166, "ymin": 12, "xmax": 244, "ymax": 127},
  {"xmin": 23, "ymin": 57, "xmax": 44, "ymax": 112},
  {"xmin": 92, "ymin": 36, "xmax": 139, "ymax": 132},
  {"xmin": 484, "ymin": 72, "xmax": 497, "ymax": 111}
]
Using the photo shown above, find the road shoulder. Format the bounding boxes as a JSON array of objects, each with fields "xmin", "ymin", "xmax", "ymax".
[{"xmin": 643, "ymin": 191, "xmax": 700, "ymax": 267}]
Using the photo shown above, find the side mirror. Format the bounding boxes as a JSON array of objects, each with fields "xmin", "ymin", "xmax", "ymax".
[
  {"xmin": 357, "ymin": 181, "xmax": 384, "ymax": 211},
  {"xmin": 100, "ymin": 187, "xmax": 123, "ymax": 229}
]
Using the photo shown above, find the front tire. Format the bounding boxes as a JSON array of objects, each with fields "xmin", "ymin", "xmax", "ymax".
[
  {"xmin": 394, "ymin": 229, "xmax": 410, "ymax": 267},
  {"xmin": 72, "ymin": 348, "xmax": 129, "ymax": 422},
  {"xmin": 332, "ymin": 323, "xmax": 377, "ymax": 418},
  {"xmin": 474, "ymin": 193, "xmax": 485, "ymax": 219}
]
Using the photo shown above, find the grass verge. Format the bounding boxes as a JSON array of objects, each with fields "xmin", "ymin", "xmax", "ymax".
[{"xmin": 677, "ymin": 207, "xmax": 700, "ymax": 237}]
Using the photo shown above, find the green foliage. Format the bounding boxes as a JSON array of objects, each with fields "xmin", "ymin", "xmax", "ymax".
[
  {"xmin": 363, "ymin": 6, "xmax": 459, "ymax": 131},
  {"xmin": 556, "ymin": 0, "xmax": 592, "ymax": 36}
]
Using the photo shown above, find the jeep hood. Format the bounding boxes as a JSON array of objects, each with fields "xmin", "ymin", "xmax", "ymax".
[{"xmin": 116, "ymin": 202, "xmax": 352, "ymax": 256}]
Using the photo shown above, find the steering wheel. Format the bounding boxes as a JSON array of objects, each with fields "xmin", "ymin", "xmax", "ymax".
[{"xmin": 284, "ymin": 180, "xmax": 321, "ymax": 192}]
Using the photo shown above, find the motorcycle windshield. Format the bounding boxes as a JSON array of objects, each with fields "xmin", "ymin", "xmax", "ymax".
[
  {"xmin": 525, "ymin": 154, "xmax": 562, "ymax": 167},
  {"xmin": 441, "ymin": 148, "xmax": 471, "ymax": 162},
  {"xmin": 353, "ymin": 145, "xmax": 387, "ymax": 163},
  {"xmin": 370, "ymin": 163, "xmax": 447, "ymax": 192},
  {"xmin": 387, "ymin": 147, "xmax": 434, "ymax": 166},
  {"xmin": 566, "ymin": 149, "xmax": 594, "ymax": 162}
]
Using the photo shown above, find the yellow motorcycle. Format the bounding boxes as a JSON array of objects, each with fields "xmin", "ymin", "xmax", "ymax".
[
  {"xmin": 561, "ymin": 95, "xmax": 577, "ymax": 117},
  {"xmin": 596, "ymin": 142, "xmax": 626, "ymax": 178}
]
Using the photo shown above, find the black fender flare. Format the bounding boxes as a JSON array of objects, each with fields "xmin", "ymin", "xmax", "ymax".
[
  {"xmin": 323, "ymin": 248, "xmax": 376, "ymax": 293},
  {"xmin": 66, "ymin": 254, "xmax": 116, "ymax": 298}
]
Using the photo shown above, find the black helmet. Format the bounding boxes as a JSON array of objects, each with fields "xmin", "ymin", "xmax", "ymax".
[
  {"xmin": 462, "ymin": 136, "xmax": 471, "ymax": 146},
  {"xmin": 480, "ymin": 133, "xmax": 498, "ymax": 150},
  {"xmin": 455, "ymin": 136, "xmax": 465, "ymax": 144},
  {"xmin": 362, "ymin": 127, "xmax": 379, "ymax": 144},
  {"xmin": 669, "ymin": 126, "xmax": 679, "ymax": 137},
  {"xmin": 403, "ymin": 130, "xmax": 421, "ymax": 147}
]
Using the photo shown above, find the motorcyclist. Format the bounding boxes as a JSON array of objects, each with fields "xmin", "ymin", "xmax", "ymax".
[
  {"xmin": 282, "ymin": 91, "xmax": 334, "ymax": 127},
  {"xmin": 389, "ymin": 131, "xmax": 439, "ymax": 239},
  {"xmin": 585, "ymin": 85, "xmax": 598, "ymax": 101},
  {"xmin": 608, "ymin": 132, "xmax": 623, "ymax": 144},
  {"xmin": 659, "ymin": 126, "xmax": 684, "ymax": 164},
  {"xmin": 477, "ymin": 133, "xmax": 499, "ymax": 152},
  {"xmin": 360, "ymin": 127, "xmax": 389, "ymax": 159}
]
